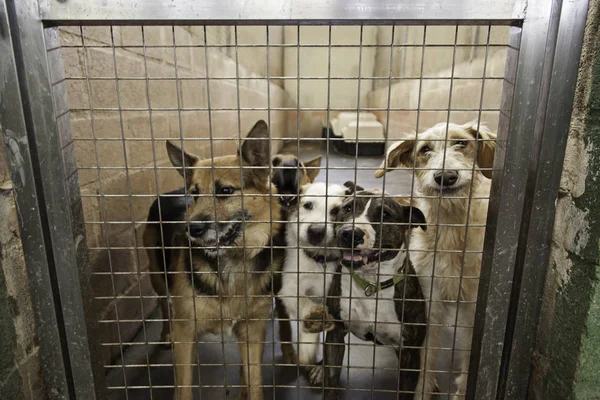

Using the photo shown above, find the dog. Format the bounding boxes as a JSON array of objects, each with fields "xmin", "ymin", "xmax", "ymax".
[
  {"xmin": 143, "ymin": 150, "xmax": 321, "ymax": 354},
  {"xmin": 322, "ymin": 185, "xmax": 427, "ymax": 400},
  {"xmin": 156, "ymin": 120, "xmax": 286, "ymax": 400},
  {"xmin": 271, "ymin": 153, "xmax": 322, "ymax": 210},
  {"xmin": 375, "ymin": 121, "xmax": 496, "ymax": 399},
  {"xmin": 278, "ymin": 181, "xmax": 348, "ymax": 385}
]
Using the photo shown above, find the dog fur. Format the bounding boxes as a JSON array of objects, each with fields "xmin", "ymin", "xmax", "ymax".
[
  {"xmin": 278, "ymin": 181, "xmax": 347, "ymax": 385},
  {"xmin": 375, "ymin": 121, "xmax": 496, "ymax": 399},
  {"xmin": 159, "ymin": 120, "xmax": 284, "ymax": 400},
  {"xmin": 322, "ymin": 187, "xmax": 427, "ymax": 400}
]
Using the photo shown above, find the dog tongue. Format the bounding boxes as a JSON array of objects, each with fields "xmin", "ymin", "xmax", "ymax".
[{"xmin": 343, "ymin": 252, "xmax": 363, "ymax": 262}]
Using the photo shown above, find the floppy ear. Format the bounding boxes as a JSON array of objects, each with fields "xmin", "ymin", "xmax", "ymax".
[
  {"xmin": 464, "ymin": 121, "xmax": 496, "ymax": 179},
  {"xmin": 166, "ymin": 141, "xmax": 200, "ymax": 186},
  {"xmin": 240, "ymin": 120, "xmax": 270, "ymax": 167},
  {"xmin": 302, "ymin": 156, "xmax": 322, "ymax": 182},
  {"xmin": 402, "ymin": 206, "xmax": 427, "ymax": 231},
  {"xmin": 343, "ymin": 181, "xmax": 364, "ymax": 196},
  {"xmin": 375, "ymin": 140, "xmax": 416, "ymax": 178}
]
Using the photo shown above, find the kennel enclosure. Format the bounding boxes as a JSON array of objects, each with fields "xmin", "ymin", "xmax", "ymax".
[{"xmin": 0, "ymin": 0, "xmax": 589, "ymax": 399}]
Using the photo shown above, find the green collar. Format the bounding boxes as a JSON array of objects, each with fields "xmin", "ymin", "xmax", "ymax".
[
  {"xmin": 350, "ymin": 233, "xmax": 412, "ymax": 297},
  {"xmin": 351, "ymin": 272, "xmax": 405, "ymax": 297}
]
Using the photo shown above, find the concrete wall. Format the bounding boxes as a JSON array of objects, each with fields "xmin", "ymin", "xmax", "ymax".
[
  {"xmin": 282, "ymin": 26, "xmax": 378, "ymax": 137},
  {"xmin": 282, "ymin": 25, "xmax": 509, "ymax": 140},
  {"xmin": 530, "ymin": 2, "xmax": 600, "ymax": 399},
  {"xmin": 58, "ymin": 25, "xmax": 290, "ymax": 364},
  {"xmin": 368, "ymin": 25, "xmax": 509, "ymax": 139},
  {"xmin": 0, "ymin": 137, "xmax": 45, "ymax": 399}
]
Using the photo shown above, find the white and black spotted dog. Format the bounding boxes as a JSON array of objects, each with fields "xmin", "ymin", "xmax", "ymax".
[
  {"xmin": 322, "ymin": 185, "xmax": 428, "ymax": 400},
  {"xmin": 279, "ymin": 181, "xmax": 349, "ymax": 385}
]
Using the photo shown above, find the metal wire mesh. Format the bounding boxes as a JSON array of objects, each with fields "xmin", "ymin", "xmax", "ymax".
[{"xmin": 51, "ymin": 23, "xmax": 510, "ymax": 399}]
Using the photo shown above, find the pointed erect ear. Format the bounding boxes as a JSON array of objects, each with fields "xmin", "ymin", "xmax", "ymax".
[
  {"xmin": 302, "ymin": 156, "xmax": 322, "ymax": 182},
  {"xmin": 375, "ymin": 140, "xmax": 416, "ymax": 178},
  {"xmin": 463, "ymin": 121, "xmax": 497, "ymax": 179},
  {"xmin": 166, "ymin": 141, "xmax": 200, "ymax": 186},
  {"xmin": 343, "ymin": 181, "xmax": 364, "ymax": 196},
  {"xmin": 240, "ymin": 120, "xmax": 270, "ymax": 167},
  {"xmin": 402, "ymin": 206, "xmax": 427, "ymax": 231}
]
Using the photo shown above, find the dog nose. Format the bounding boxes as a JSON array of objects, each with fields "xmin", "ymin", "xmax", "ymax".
[
  {"xmin": 188, "ymin": 221, "xmax": 208, "ymax": 238},
  {"xmin": 338, "ymin": 227, "xmax": 364, "ymax": 248},
  {"xmin": 433, "ymin": 171, "xmax": 458, "ymax": 187},
  {"xmin": 307, "ymin": 224, "xmax": 326, "ymax": 245}
]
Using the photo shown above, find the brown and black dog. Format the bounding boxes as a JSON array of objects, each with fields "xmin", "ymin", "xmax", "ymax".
[
  {"xmin": 143, "ymin": 154, "xmax": 321, "ymax": 348},
  {"xmin": 142, "ymin": 120, "xmax": 321, "ymax": 399}
]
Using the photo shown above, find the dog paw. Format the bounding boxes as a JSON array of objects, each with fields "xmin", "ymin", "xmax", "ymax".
[
  {"xmin": 302, "ymin": 306, "xmax": 334, "ymax": 333},
  {"xmin": 306, "ymin": 363, "xmax": 324, "ymax": 386}
]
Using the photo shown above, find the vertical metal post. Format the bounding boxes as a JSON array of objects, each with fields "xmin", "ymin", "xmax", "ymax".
[
  {"xmin": 0, "ymin": 0, "xmax": 103, "ymax": 398},
  {"xmin": 503, "ymin": 0, "xmax": 589, "ymax": 397},
  {"xmin": 0, "ymin": 1, "xmax": 70, "ymax": 398},
  {"xmin": 468, "ymin": 0, "xmax": 588, "ymax": 398}
]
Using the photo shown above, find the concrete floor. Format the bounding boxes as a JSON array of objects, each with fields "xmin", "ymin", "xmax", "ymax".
[{"xmin": 106, "ymin": 143, "xmax": 419, "ymax": 400}]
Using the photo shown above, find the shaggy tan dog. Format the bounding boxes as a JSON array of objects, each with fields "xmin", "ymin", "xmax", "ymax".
[{"xmin": 376, "ymin": 121, "xmax": 496, "ymax": 399}]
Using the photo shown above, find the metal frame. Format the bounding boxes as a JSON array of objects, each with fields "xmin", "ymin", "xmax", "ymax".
[{"xmin": 0, "ymin": 0, "xmax": 589, "ymax": 399}]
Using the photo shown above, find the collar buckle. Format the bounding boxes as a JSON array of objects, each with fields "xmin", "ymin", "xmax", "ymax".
[{"xmin": 364, "ymin": 283, "xmax": 377, "ymax": 297}]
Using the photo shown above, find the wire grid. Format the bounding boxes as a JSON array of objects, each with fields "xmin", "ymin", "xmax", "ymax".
[{"xmin": 51, "ymin": 23, "xmax": 510, "ymax": 399}]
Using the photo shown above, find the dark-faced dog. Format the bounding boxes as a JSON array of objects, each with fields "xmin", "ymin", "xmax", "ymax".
[
  {"xmin": 143, "ymin": 148, "xmax": 320, "ymax": 353},
  {"xmin": 322, "ymin": 185, "xmax": 427, "ymax": 400},
  {"xmin": 153, "ymin": 120, "xmax": 284, "ymax": 400},
  {"xmin": 271, "ymin": 153, "xmax": 321, "ymax": 210}
]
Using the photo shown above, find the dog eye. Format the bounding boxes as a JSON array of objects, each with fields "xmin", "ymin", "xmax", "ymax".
[
  {"xmin": 217, "ymin": 186, "xmax": 235, "ymax": 195},
  {"xmin": 343, "ymin": 204, "xmax": 353, "ymax": 213},
  {"xmin": 330, "ymin": 206, "xmax": 340, "ymax": 216},
  {"xmin": 420, "ymin": 145, "xmax": 431, "ymax": 155},
  {"xmin": 455, "ymin": 140, "xmax": 469, "ymax": 147},
  {"xmin": 303, "ymin": 202, "xmax": 313, "ymax": 210}
]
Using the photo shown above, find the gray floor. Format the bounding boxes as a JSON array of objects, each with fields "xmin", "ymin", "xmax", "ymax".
[{"xmin": 106, "ymin": 143, "xmax": 417, "ymax": 399}]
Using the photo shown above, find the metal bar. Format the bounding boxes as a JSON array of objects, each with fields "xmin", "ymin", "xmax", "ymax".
[
  {"xmin": 2, "ymin": 1, "xmax": 104, "ymax": 399},
  {"xmin": 39, "ymin": 0, "xmax": 525, "ymax": 24},
  {"xmin": 0, "ymin": 1, "xmax": 71, "ymax": 398},
  {"xmin": 467, "ymin": 0, "xmax": 566, "ymax": 398},
  {"xmin": 503, "ymin": 0, "xmax": 589, "ymax": 397}
]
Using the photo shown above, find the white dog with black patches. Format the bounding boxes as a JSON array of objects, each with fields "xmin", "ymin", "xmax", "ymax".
[
  {"xmin": 279, "ymin": 182, "xmax": 348, "ymax": 385},
  {"xmin": 376, "ymin": 121, "xmax": 496, "ymax": 399}
]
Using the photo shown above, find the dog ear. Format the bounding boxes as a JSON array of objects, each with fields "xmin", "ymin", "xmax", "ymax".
[
  {"xmin": 464, "ymin": 121, "xmax": 496, "ymax": 179},
  {"xmin": 375, "ymin": 140, "xmax": 416, "ymax": 178},
  {"xmin": 402, "ymin": 206, "xmax": 427, "ymax": 231},
  {"xmin": 343, "ymin": 181, "xmax": 364, "ymax": 195},
  {"xmin": 166, "ymin": 141, "xmax": 200, "ymax": 186},
  {"xmin": 302, "ymin": 156, "xmax": 322, "ymax": 182},
  {"xmin": 240, "ymin": 120, "xmax": 270, "ymax": 167}
]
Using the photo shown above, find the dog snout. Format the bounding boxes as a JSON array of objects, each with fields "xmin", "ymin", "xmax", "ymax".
[
  {"xmin": 433, "ymin": 171, "xmax": 458, "ymax": 187},
  {"xmin": 189, "ymin": 221, "xmax": 209, "ymax": 238},
  {"xmin": 307, "ymin": 224, "xmax": 326, "ymax": 245},
  {"xmin": 338, "ymin": 227, "xmax": 364, "ymax": 248}
]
